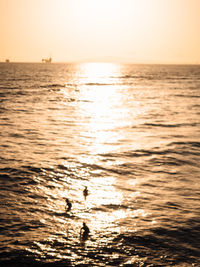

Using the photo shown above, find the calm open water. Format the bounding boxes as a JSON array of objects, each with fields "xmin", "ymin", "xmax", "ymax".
[{"xmin": 0, "ymin": 62, "xmax": 200, "ymax": 266}]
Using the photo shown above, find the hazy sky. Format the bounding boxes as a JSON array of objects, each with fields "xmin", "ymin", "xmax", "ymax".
[{"xmin": 0, "ymin": 0, "xmax": 199, "ymax": 63}]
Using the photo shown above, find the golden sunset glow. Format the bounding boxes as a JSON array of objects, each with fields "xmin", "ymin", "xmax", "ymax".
[
  {"xmin": 0, "ymin": 0, "xmax": 199, "ymax": 63},
  {"xmin": 1, "ymin": 13, "xmax": 199, "ymax": 263}
]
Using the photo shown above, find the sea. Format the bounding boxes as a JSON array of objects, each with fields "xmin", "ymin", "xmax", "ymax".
[{"xmin": 0, "ymin": 62, "xmax": 200, "ymax": 267}]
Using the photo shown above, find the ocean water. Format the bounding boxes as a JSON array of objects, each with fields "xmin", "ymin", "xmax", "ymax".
[{"xmin": 0, "ymin": 62, "xmax": 200, "ymax": 266}]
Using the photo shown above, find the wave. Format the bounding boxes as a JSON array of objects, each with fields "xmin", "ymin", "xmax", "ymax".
[
  {"xmin": 0, "ymin": 255, "xmax": 71, "ymax": 267},
  {"xmin": 0, "ymin": 86, "xmax": 19, "ymax": 90},
  {"xmin": 103, "ymin": 142, "xmax": 200, "ymax": 159},
  {"xmin": 168, "ymin": 141, "xmax": 200, "ymax": 148},
  {"xmin": 142, "ymin": 122, "xmax": 199, "ymax": 128},
  {"xmin": 84, "ymin": 82, "xmax": 114, "ymax": 86},
  {"xmin": 39, "ymin": 83, "xmax": 66, "ymax": 89},
  {"xmin": 113, "ymin": 226, "xmax": 200, "ymax": 265},
  {"xmin": 174, "ymin": 94, "xmax": 200, "ymax": 98}
]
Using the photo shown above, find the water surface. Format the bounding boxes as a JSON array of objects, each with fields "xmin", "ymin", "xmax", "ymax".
[{"xmin": 0, "ymin": 62, "xmax": 200, "ymax": 266}]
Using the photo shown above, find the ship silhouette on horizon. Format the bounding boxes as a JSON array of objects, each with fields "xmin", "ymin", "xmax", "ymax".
[{"xmin": 42, "ymin": 57, "xmax": 52, "ymax": 63}]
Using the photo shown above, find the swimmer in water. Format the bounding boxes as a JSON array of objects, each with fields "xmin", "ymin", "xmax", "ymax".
[
  {"xmin": 83, "ymin": 186, "xmax": 88, "ymax": 199},
  {"xmin": 65, "ymin": 198, "xmax": 72, "ymax": 212},
  {"xmin": 80, "ymin": 222, "xmax": 90, "ymax": 241}
]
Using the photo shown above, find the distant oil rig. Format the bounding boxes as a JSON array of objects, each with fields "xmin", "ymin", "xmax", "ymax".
[{"xmin": 42, "ymin": 57, "xmax": 52, "ymax": 63}]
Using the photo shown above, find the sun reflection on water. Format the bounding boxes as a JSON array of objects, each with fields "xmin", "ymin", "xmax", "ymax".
[
  {"xmin": 63, "ymin": 63, "xmax": 133, "ymax": 156},
  {"xmin": 60, "ymin": 62, "xmax": 148, "ymax": 158},
  {"xmin": 78, "ymin": 64, "xmax": 126, "ymax": 155},
  {"xmin": 57, "ymin": 63, "xmax": 152, "ymax": 232}
]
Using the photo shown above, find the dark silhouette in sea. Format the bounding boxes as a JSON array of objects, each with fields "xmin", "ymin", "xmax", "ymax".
[
  {"xmin": 80, "ymin": 222, "xmax": 90, "ymax": 241},
  {"xmin": 65, "ymin": 198, "xmax": 72, "ymax": 212},
  {"xmin": 83, "ymin": 186, "xmax": 88, "ymax": 199}
]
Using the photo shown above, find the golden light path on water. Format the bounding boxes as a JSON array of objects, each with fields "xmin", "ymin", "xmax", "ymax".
[
  {"xmin": 27, "ymin": 63, "xmax": 156, "ymax": 262},
  {"xmin": 77, "ymin": 64, "xmax": 148, "ymax": 216},
  {"xmin": 65, "ymin": 63, "xmax": 152, "ymax": 229}
]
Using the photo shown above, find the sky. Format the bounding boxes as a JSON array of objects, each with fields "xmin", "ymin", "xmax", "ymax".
[{"xmin": 0, "ymin": 0, "xmax": 199, "ymax": 64}]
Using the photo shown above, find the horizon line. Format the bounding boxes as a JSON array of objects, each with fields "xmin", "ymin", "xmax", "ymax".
[{"xmin": 0, "ymin": 60, "xmax": 199, "ymax": 65}]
